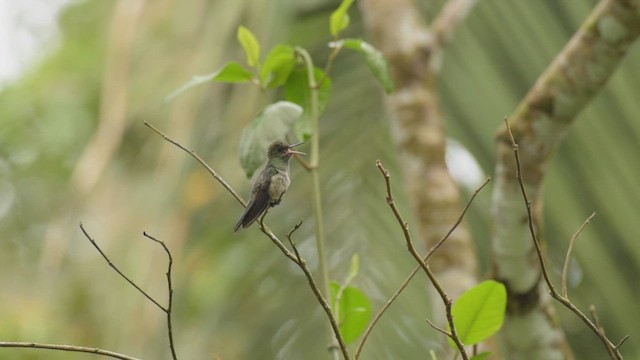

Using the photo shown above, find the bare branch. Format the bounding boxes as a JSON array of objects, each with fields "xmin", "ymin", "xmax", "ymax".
[
  {"xmin": 144, "ymin": 121, "xmax": 245, "ymax": 207},
  {"xmin": 426, "ymin": 319, "xmax": 451, "ymax": 338},
  {"xmin": 375, "ymin": 160, "xmax": 468, "ymax": 360},
  {"xmin": 143, "ymin": 231, "xmax": 178, "ymax": 360},
  {"xmin": 425, "ymin": 177, "xmax": 491, "ymax": 261},
  {"xmin": 615, "ymin": 336, "xmax": 630, "ymax": 350},
  {"xmin": 562, "ymin": 212, "xmax": 596, "ymax": 299},
  {"xmin": 79, "ymin": 223, "xmax": 166, "ymax": 312},
  {"xmin": 355, "ymin": 176, "xmax": 490, "ymax": 359},
  {"xmin": 0, "ymin": 342, "xmax": 140, "ymax": 360},
  {"xmin": 285, "ymin": 220, "xmax": 351, "ymax": 360},
  {"xmin": 504, "ymin": 118, "xmax": 624, "ymax": 360},
  {"xmin": 258, "ymin": 220, "xmax": 301, "ymax": 263}
]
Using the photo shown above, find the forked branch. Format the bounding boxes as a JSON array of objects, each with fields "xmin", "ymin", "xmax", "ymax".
[
  {"xmin": 355, "ymin": 175, "xmax": 490, "ymax": 359},
  {"xmin": 503, "ymin": 117, "xmax": 627, "ymax": 360},
  {"xmin": 79, "ymin": 224, "xmax": 179, "ymax": 360},
  {"xmin": 375, "ymin": 160, "xmax": 468, "ymax": 360}
]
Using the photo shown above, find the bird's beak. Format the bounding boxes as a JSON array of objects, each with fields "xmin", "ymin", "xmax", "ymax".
[{"xmin": 286, "ymin": 142, "xmax": 305, "ymax": 155}]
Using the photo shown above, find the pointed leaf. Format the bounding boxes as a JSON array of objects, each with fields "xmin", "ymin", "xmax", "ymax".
[
  {"xmin": 165, "ymin": 62, "xmax": 253, "ymax": 102},
  {"xmin": 449, "ymin": 280, "xmax": 506, "ymax": 347},
  {"xmin": 239, "ymin": 101, "xmax": 302, "ymax": 178},
  {"xmin": 237, "ymin": 26, "xmax": 260, "ymax": 67},
  {"xmin": 330, "ymin": 0, "xmax": 355, "ymax": 37},
  {"xmin": 349, "ymin": 254, "xmax": 359, "ymax": 279},
  {"xmin": 332, "ymin": 38, "xmax": 394, "ymax": 93},
  {"xmin": 283, "ymin": 67, "xmax": 331, "ymax": 141},
  {"xmin": 330, "ymin": 282, "xmax": 372, "ymax": 344},
  {"xmin": 260, "ymin": 44, "xmax": 296, "ymax": 89}
]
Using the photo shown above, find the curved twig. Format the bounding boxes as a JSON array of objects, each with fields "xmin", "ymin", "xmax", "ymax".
[
  {"xmin": 0, "ymin": 342, "xmax": 140, "ymax": 360},
  {"xmin": 375, "ymin": 160, "xmax": 468, "ymax": 360},
  {"xmin": 355, "ymin": 176, "xmax": 490, "ymax": 359},
  {"xmin": 504, "ymin": 117, "xmax": 626, "ymax": 360}
]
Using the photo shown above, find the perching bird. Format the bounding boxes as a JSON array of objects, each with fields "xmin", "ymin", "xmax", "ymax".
[{"xmin": 234, "ymin": 140, "xmax": 304, "ymax": 231}]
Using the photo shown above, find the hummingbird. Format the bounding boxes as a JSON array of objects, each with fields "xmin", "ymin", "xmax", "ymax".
[{"xmin": 234, "ymin": 140, "xmax": 304, "ymax": 232}]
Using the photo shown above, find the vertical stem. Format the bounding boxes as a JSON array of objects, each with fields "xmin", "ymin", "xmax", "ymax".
[{"xmin": 295, "ymin": 47, "xmax": 337, "ymax": 359}]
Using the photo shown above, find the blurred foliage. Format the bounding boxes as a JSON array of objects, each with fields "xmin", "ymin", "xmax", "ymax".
[{"xmin": 0, "ymin": 0, "xmax": 638, "ymax": 359}]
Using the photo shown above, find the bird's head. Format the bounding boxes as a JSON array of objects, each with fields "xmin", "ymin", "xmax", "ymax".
[{"xmin": 267, "ymin": 140, "xmax": 305, "ymax": 160}]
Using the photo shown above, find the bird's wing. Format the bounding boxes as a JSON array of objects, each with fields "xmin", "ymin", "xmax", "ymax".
[{"xmin": 234, "ymin": 166, "xmax": 273, "ymax": 231}]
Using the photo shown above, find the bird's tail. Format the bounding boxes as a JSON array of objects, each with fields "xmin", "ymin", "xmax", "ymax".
[{"xmin": 234, "ymin": 199, "xmax": 270, "ymax": 232}]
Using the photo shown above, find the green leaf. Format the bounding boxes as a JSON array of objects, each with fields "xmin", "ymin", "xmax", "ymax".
[
  {"xmin": 330, "ymin": 282, "xmax": 372, "ymax": 344},
  {"xmin": 239, "ymin": 101, "xmax": 302, "ymax": 178},
  {"xmin": 470, "ymin": 352, "xmax": 491, "ymax": 360},
  {"xmin": 164, "ymin": 62, "xmax": 253, "ymax": 102},
  {"xmin": 283, "ymin": 67, "xmax": 331, "ymax": 141},
  {"xmin": 330, "ymin": 0, "xmax": 355, "ymax": 37},
  {"xmin": 237, "ymin": 26, "xmax": 260, "ymax": 67},
  {"xmin": 259, "ymin": 44, "xmax": 296, "ymax": 89},
  {"xmin": 332, "ymin": 38, "xmax": 394, "ymax": 93},
  {"xmin": 349, "ymin": 254, "xmax": 359, "ymax": 279},
  {"xmin": 449, "ymin": 280, "xmax": 506, "ymax": 347}
]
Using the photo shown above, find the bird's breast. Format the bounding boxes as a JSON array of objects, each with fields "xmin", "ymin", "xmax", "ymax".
[{"xmin": 268, "ymin": 172, "xmax": 290, "ymax": 200}]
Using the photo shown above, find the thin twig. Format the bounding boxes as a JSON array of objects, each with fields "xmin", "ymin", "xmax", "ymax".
[
  {"xmin": 143, "ymin": 232, "xmax": 178, "ymax": 360},
  {"xmin": 426, "ymin": 319, "xmax": 452, "ymax": 338},
  {"xmin": 615, "ymin": 336, "xmax": 630, "ymax": 350},
  {"xmin": 503, "ymin": 117, "xmax": 625, "ymax": 360},
  {"xmin": 355, "ymin": 265, "xmax": 420, "ymax": 359},
  {"xmin": 143, "ymin": 121, "xmax": 245, "ymax": 207},
  {"xmin": 79, "ymin": 223, "xmax": 166, "ymax": 312},
  {"xmin": 0, "ymin": 342, "xmax": 140, "ymax": 360},
  {"xmin": 256, "ymin": 217, "xmax": 300, "ymax": 263},
  {"xmin": 375, "ymin": 160, "xmax": 468, "ymax": 360},
  {"xmin": 425, "ymin": 177, "xmax": 491, "ymax": 260},
  {"xmin": 79, "ymin": 224, "xmax": 179, "ymax": 359},
  {"xmin": 285, "ymin": 220, "xmax": 352, "ymax": 360},
  {"xmin": 562, "ymin": 212, "xmax": 596, "ymax": 298},
  {"xmin": 355, "ymin": 176, "xmax": 490, "ymax": 359}
]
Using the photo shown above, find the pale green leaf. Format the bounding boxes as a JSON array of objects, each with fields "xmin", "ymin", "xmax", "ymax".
[
  {"xmin": 237, "ymin": 26, "xmax": 260, "ymax": 67},
  {"xmin": 349, "ymin": 254, "xmax": 359, "ymax": 279},
  {"xmin": 332, "ymin": 38, "xmax": 394, "ymax": 93},
  {"xmin": 329, "ymin": 0, "xmax": 355, "ymax": 37},
  {"xmin": 164, "ymin": 62, "xmax": 253, "ymax": 102},
  {"xmin": 259, "ymin": 44, "xmax": 296, "ymax": 89},
  {"xmin": 239, "ymin": 101, "xmax": 302, "ymax": 178}
]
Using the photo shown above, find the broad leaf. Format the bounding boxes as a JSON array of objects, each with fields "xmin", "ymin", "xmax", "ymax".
[
  {"xmin": 164, "ymin": 62, "xmax": 253, "ymax": 102},
  {"xmin": 330, "ymin": 281, "xmax": 371, "ymax": 344},
  {"xmin": 331, "ymin": 38, "xmax": 394, "ymax": 93},
  {"xmin": 449, "ymin": 280, "xmax": 506, "ymax": 347},
  {"xmin": 239, "ymin": 101, "xmax": 302, "ymax": 178},
  {"xmin": 259, "ymin": 44, "xmax": 296, "ymax": 89},
  {"xmin": 330, "ymin": 0, "xmax": 355, "ymax": 37},
  {"xmin": 237, "ymin": 26, "xmax": 260, "ymax": 67},
  {"xmin": 283, "ymin": 67, "xmax": 331, "ymax": 141}
]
